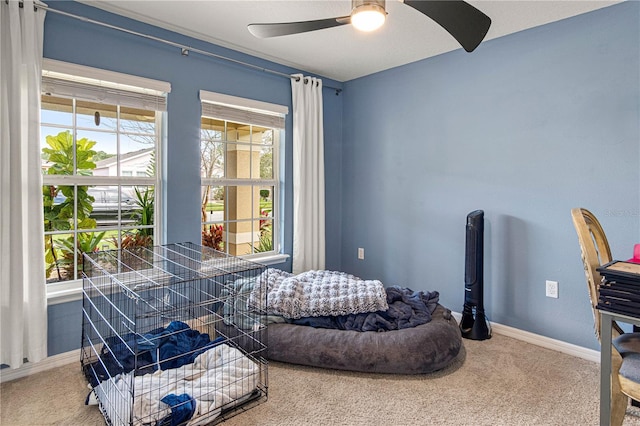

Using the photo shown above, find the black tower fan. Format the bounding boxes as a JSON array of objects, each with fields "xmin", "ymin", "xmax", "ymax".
[{"xmin": 460, "ymin": 210, "xmax": 491, "ymax": 340}]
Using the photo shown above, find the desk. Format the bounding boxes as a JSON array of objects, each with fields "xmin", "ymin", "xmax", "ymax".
[
  {"xmin": 598, "ymin": 260, "xmax": 640, "ymax": 424},
  {"xmin": 600, "ymin": 310, "xmax": 640, "ymax": 425}
]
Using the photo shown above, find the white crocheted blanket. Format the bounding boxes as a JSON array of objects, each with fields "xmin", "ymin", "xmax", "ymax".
[{"xmin": 250, "ymin": 269, "xmax": 389, "ymax": 319}]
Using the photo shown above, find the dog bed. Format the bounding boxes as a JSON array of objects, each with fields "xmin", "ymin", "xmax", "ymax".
[
  {"xmin": 266, "ymin": 304, "xmax": 462, "ymax": 374},
  {"xmin": 216, "ymin": 270, "xmax": 462, "ymax": 375}
]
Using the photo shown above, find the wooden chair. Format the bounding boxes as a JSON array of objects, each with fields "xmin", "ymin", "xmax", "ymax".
[{"xmin": 572, "ymin": 208, "xmax": 640, "ymax": 425}]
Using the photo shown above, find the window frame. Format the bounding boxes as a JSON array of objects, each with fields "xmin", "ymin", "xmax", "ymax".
[
  {"xmin": 43, "ymin": 60, "xmax": 170, "ymax": 303},
  {"xmin": 199, "ymin": 90, "xmax": 288, "ymax": 262}
]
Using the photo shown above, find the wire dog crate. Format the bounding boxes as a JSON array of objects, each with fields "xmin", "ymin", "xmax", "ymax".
[{"xmin": 81, "ymin": 242, "xmax": 268, "ymax": 426}]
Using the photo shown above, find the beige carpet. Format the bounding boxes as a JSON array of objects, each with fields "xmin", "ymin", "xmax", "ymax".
[{"xmin": 3, "ymin": 333, "xmax": 640, "ymax": 425}]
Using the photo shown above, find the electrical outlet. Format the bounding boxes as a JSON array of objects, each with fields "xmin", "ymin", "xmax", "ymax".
[
  {"xmin": 546, "ymin": 280, "xmax": 559, "ymax": 298},
  {"xmin": 357, "ymin": 247, "xmax": 365, "ymax": 260}
]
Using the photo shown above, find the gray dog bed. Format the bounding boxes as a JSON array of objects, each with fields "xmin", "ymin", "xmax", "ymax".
[{"xmin": 267, "ymin": 304, "xmax": 462, "ymax": 374}]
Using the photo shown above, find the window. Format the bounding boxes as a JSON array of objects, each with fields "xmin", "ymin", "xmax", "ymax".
[
  {"xmin": 200, "ymin": 91, "xmax": 287, "ymax": 258},
  {"xmin": 41, "ymin": 60, "xmax": 170, "ymax": 284}
]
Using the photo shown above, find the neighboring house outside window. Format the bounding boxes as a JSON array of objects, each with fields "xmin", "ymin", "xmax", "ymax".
[
  {"xmin": 41, "ymin": 60, "xmax": 170, "ymax": 286},
  {"xmin": 199, "ymin": 90, "xmax": 287, "ymax": 259}
]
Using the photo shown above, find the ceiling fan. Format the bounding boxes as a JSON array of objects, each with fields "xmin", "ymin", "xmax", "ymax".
[{"xmin": 248, "ymin": 0, "xmax": 492, "ymax": 53}]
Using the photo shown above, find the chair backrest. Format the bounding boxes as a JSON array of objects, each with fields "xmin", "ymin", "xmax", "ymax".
[{"xmin": 571, "ymin": 208, "xmax": 613, "ymax": 341}]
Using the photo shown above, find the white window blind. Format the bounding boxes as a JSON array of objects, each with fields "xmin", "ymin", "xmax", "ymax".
[
  {"xmin": 42, "ymin": 59, "xmax": 170, "ymax": 111},
  {"xmin": 200, "ymin": 90, "xmax": 287, "ymax": 129}
]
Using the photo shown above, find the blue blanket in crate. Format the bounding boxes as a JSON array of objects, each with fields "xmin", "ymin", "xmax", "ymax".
[{"xmin": 88, "ymin": 321, "xmax": 223, "ymax": 386}]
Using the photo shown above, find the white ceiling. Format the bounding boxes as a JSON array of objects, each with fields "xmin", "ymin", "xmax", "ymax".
[{"xmin": 79, "ymin": 0, "xmax": 622, "ymax": 82}]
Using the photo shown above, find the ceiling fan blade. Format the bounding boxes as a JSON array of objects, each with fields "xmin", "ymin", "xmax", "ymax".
[
  {"xmin": 404, "ymin": 0, "xmax": 491, "ymax": 52},
  {"xmin": 248, "ymin": 16, "xmax": 351, "ymax": 38}
]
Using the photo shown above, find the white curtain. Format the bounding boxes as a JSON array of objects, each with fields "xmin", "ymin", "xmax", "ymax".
[
  {"xmin": 0, "ymin": 0, "xmax": 48, "ymax": 369},
  {"xmin": 291, "ymin": 74, "xmax": 325, "ymax": 274}
]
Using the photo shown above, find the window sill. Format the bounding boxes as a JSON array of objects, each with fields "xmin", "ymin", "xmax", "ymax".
[
  {"xmin": 47, "ymin": 279, "xmax": 83, "ymax": 305},
  {"xmin": 242, "ymin": 252, "xmax": 290, "ymax": 266},
  {"xmin": 46, "ymin": 253, "xmax": 289, "ymax": 305}
]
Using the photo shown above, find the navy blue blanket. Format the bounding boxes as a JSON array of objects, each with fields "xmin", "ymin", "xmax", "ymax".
[
  {"xmin": 88, "ymin": 321, "xmax": 223, "ymax": 386},
  {"xmin": 289, "ymin": 287, "xmax": 439, "ymax": 332}
]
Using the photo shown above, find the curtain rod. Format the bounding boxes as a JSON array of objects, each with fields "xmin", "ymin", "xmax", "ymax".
[{"xmin": 12, "ymin": 0, "xmax": 343, "ymax": 95}]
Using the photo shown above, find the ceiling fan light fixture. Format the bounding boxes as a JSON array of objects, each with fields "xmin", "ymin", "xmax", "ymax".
[
  {"xmin": 351, "ymin": 3, "xmax": 386, "ymax": 32},
  {"xmin": 248, "ymin": 0, "xmax": 491, "ymax": 53}
]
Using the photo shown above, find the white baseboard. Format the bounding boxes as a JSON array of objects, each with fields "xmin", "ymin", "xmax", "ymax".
[
  {"xmin": 0, "ymin": 316, "xmax": 601, "ymax": 384},
  {"xmin": 0, "ymin": 349, "xmax": 81, "ymax": 384},
  {"xmin": 452, "ymin": 311, "xmax": 600, "ymax": 363}
]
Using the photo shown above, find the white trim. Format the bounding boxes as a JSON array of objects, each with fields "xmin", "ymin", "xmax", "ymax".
[
  {"xmin": 199, "ymin": 90, "xmax": 288, "ymax": 116},
  {"xmin": 242, "ymin": 252, "xmax": 289, "ymax": 266},
  {"xmin": 155, "ymin": 111, "xmax": 166, "ymax": 247},
  {"xmin": 43, "ymin": 175, "xmax": 156, "ymax": 186},
  {"xmin": 0, "ymin": 349, "xmax": 81, "ymax": 384},
  {"xmin": 202, "ymin": 178, "xmax": 278, "ymax": 186},
  {"xmin": 451, "ymin": 312, "xmax": 600, "ymax": 363},
  {"xmin": 43, "ymin": 58, "xmax": 171, "ymax": 94},
  {"xmin": 47, "ymin": 279, "xmax": 83, "ymax": 305}
]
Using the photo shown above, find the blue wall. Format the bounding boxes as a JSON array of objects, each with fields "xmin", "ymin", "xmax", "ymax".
[
  {"xmin": 340, "ymin": 2, "xmax": 639, "ymax": 350},
  {"xmin": 43, "ymin": 1, "xmax": 638, "ymax": 356},
  {"xmin": 43, "ymin": 1, "xmax": 343, "ymax": 355}
]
